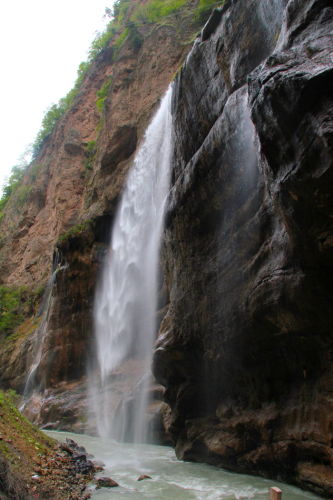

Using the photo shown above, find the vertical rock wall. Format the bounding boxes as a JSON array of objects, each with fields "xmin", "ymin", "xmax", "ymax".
[
  {"xmin": 0, "ymin": 4, "xmax": 200, "ymax": 396},
  {"xmin": 154, "ymin": 0, "xmax": 333, "ymax": 495}
]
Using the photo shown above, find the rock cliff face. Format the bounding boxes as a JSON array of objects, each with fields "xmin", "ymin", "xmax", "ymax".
[
  {"xmin": 0, "ymin": 1, "xmax": 202, "ymax": 400},
  {"xmin": 0, "ymin": 0, "xmax": 332, "ymax": 496},
  {"xmin": 154, "ymin": 0, "xmax": 333, "ymax": 496},
  {"xmin": 0, "ymin": 20, "xmax": 192, "ymax": 289}
]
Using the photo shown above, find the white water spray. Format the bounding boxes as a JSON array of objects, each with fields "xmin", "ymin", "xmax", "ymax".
[
  {"xmin": 258, "ymin": 0, "xmax": 288, "ymax": 52},
  {"xmin": 91, "ymin": 86, "xmax": 173, "ymax": 443}
]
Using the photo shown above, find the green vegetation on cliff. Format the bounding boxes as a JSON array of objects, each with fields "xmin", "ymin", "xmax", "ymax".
[
  {"xmin": 0, "ymin": 390, "xmax": 52, "ymax": 498},
  {"xmin": 132, "ymin": 0, "xmax": 188, "ymax": 23},
  {"xmin": 0, "ymin": 390, "xmax": 94, "ymax": 499},
  {"xmin": 84, "ymin": 140, "xmax": 97, "ymax": 170},
  {"xmin": 1, "ymin": 0, "xmax": 223, "ymax": 216},
  {"xmin": 32, "ymin": 0, "xmax": 223, "ymax": 158},
  {"xmin": 0, "ymin": 286, "xmax": 43, "ymax": 337},
  {"xmin": 96, "ymin": 78, "xmax": 113, "ymax": 114},
  {"xmin": 32, "ymin": 62, "xmax": 91, "ymax": 157},
  {"xmin": 58, "ymin": 219, "xmax": 93, "ymax": 244},
  {"xmin": 196, "ymin": 0, "xmax": 224, "ymax": 18},
  {"xmin": 0, "ymin": 157, "xmax": 47, "ymax": 226},
  {"xmin": 0, "ymin": 165, "xmax": 25, "ymax": 221},
  {"xmin": 0, "ymin": 390, "xmax": 54, "ymax": 456}
]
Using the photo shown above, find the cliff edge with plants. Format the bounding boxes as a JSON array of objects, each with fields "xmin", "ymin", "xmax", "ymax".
[
  {"xmin": 0, "ymin": 0, "xmax": 217, "ymax": 403},
  {"xmin": 0, "ymin": 0, "xmax": 332, "ymax": 497}
]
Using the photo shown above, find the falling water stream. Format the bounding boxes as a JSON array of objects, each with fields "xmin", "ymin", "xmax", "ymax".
[
  {"xmin": 91, "ymin": 86, "xmax": 173, "ymax": 443},
  {"xmin": 21, "ymin": 253, "xmax": 67, "ymax": 408}
]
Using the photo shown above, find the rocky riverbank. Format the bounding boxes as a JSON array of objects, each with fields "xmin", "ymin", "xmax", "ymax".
[{"xmin": 0, "ymin": 390, "xmax": 97, "ymax": 499}]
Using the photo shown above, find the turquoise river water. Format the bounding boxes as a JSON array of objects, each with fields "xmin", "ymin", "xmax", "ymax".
[{"xmin": 46, "ymin": 431, "xmax": 321, "ymax": 500}]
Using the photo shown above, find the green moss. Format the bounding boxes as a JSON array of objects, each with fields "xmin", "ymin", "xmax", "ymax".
[
  {"xmin": 96, "ymin": 78, "xmax": 113, "ymax": 114},
  {"xmin": 14, "ymin": 185, "xmax": 32, "ymax": 206},
  {"xmin": 0, "ymin": 287, "xmax": 27, "ymax": 336},
  {"xmin": 86, "ymin": 140, "xmax": 97, "ymax": 155},
  {"xmin": 84, "ymin": 141, "xmax": 96, "ymax": 170},
  {"xmin": 113, "ymin": 27, "xmax": 130, "ymax": 52},
  {"xmin": 132, "ymin": 0, "xmax": 189, "ymax": 23},
  {"xmin": 88, "ymin": 23, "xmax": 118, "ymax": 61},
  {"xmin": 0, "ymin": 390, "xmax": 55, "ymax": 457},
  {"xmin": 195, "ymin": 0, "xmax": 225, "ymax": 23},
  {"xmin": 58, "ymin": 220, "xmax": 93, "ymax": 243},
  {"xmin": 125, "ymin": 22, "xmax": 143, "ymax": 52},
  {"xmin": 27, "ymin": 163, "xmax": 43, "ymax": 183},
  {"xmin": 112, "ymin": 0, "xmax": 132, "ymax": 25},
  {"xmin": 4, "ymin": 317, "xmax": 41, "ymax": 347},
  {"xmin": 84, "ymin": 140, "xmax": 97, "ymax": 171},
  {"xmin": 0, "ymin": 391, "xmax": 92, "ymax": 497},
  {"xmin": 96, "ymin": 97, "xmax": 105, "ymax": 114},
  {"xmin": 0, "ymin": 286, "xmax": 43, "ymax": 338}
]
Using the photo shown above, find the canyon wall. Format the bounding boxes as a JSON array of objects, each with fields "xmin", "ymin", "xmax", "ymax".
[
  {"xmin": 0, "ymin": 0, "xmax": 332, "ymax": 496},
  {"xmin": 154, "ymin": 0, "xmax": 333, "ymax": 496},
  {"xmin": 0, "ymin": 1, "xmax": 202, "ymax": 405}
]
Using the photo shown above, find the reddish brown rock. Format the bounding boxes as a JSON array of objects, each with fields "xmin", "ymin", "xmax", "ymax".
[
  {"xmin": 137, "ymin": 474, "xmax": 152, "ymax": 481},
  {"xmin": 96, "ymin": 476, "xmax": 119, "ymax": 488}
]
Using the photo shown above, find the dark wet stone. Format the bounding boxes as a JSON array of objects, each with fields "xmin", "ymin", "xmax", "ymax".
[
  {"xmin": 137, "ymin": 474, "xmax": 152, "ymax": 481},
  {"xmin": 154, "ymin": 0, "xmax": 333, "ymax": 496},
  {"xmin": 95, "ymin": 477, "xmax": 119, "ymax": 488}
]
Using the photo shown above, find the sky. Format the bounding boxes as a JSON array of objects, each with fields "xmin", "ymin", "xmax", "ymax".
[{"xmin": 0, "ymin": 0, "xmax": 114, "ymax": 193}]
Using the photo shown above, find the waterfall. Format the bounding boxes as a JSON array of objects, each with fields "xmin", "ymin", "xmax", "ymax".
[
  {"xmin": 257, "ymin": 0, "xmax": 288, "ymax": 52},
  {"xmin": 21, "ymin": 251, "xmax": 67, "ymax": 408},
  {"xmin": 91, "ymin": 85, "xmax": 173, "ymax": 443}
]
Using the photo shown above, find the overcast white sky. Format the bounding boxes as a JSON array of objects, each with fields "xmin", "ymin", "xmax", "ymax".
[{"xmin": 0, "ymin": 0, "xmax": 114, "ymax": 193}]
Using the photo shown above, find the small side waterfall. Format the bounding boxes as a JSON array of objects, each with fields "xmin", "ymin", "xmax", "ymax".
[
  {"xmin": 257, "ymin": 0, "xmax": 289, "ymax": 53},
  {"xmin": 90, "ymin": 86, "xmax": 173, "ymax": 443},
  {"xmin": 21, "ymin": 252, "xmax": 67, "ymax": 408}
]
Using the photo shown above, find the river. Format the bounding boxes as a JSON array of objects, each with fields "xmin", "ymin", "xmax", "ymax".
[{"xmin": 46, "ymin": 431, "xmax": 321, "ymax": 499}]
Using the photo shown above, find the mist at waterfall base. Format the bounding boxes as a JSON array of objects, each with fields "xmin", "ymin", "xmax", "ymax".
[
  {"xmin": 89, "ymin": 86, "xmax": 173, "ymax": 443},
  {"xmin": 47, "ymin": 431, "xmax": 321, "ymax": 500}
]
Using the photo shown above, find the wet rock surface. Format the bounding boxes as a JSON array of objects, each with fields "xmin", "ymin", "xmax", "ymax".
[
  {"xmin": 137, "ymin": 474, "xmax": 152, "ymax": 481},
  {"xmin": 154, "ymin": 0, "xmax": 333, "ymax": 496},
  {"xmin": 95, "ymin": 476, "xmax": 119, "ymax": 488},
  {"xmin": 60, "ymin": 438, "xmax": 95, "ymax": 476}
]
